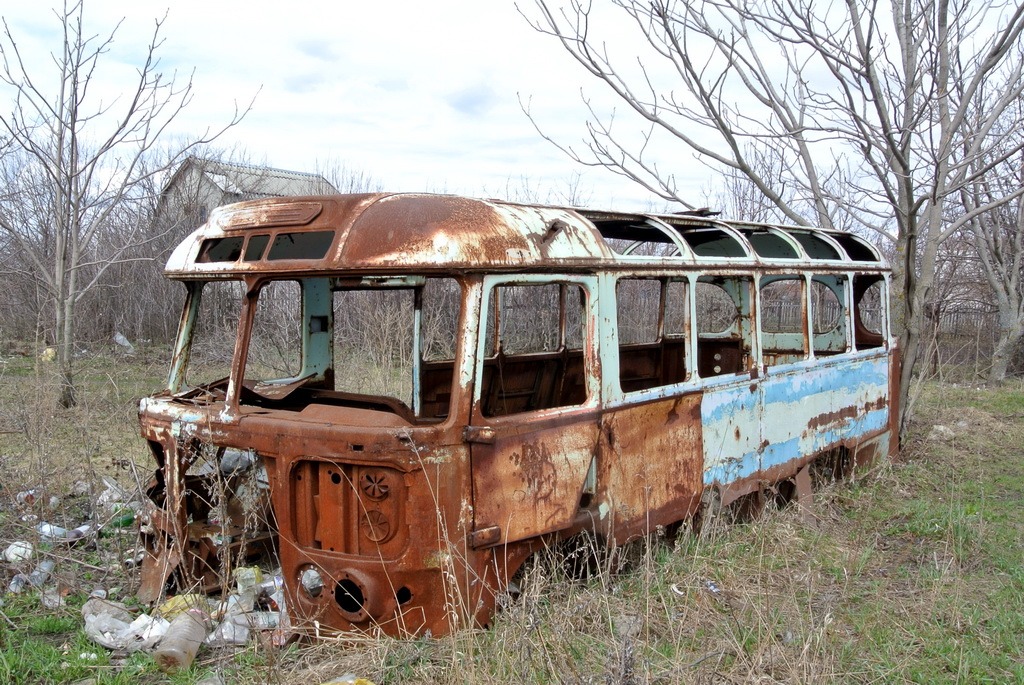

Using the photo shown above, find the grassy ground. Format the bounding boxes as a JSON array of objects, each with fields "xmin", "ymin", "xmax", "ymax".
[{"xmin": 0, "ymin": 350, "xmax": 1021, "ymax": 683}]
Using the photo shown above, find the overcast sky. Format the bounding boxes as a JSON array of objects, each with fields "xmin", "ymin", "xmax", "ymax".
[{"xmin": 2, "ymin": 0, "xmax": 712, "ymax": 211}]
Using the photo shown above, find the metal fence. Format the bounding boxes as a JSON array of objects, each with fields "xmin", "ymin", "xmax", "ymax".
[{"xmin": 931, "ymin": 309, "xmax": 1001, "ymax": 370}]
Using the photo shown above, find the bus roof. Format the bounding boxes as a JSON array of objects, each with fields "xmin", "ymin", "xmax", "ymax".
[{"xmin": 165, "ymin": 192, "xmax": 887, "ymax": 278}]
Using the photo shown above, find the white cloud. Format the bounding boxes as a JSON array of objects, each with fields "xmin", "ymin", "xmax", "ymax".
[{"xmin": 0, "ymin": 0, "xmax": 713, "ymax": 210}]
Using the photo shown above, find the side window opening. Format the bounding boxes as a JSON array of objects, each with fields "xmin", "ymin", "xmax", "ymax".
[
  {"xmin": 811, "ymin": 276, "xmax": 849, "ymax": 356},
  {"xmin": 854, "ymin": 275, "xmax": 886, "ymax": 349},
  {"xmin": 616, "ymin": 278, "xmax": 690, "ymax": 393},
  {"xmin": 191, "ymin": 276, "xmax": 462, "ymax": 423},
  {"xmin": 760, "ymin": 276, "xmax": 808, "ymax": 366},
  {"xmin": 593, "ymin": 218, "xmax": 684, "ymax": 257},
  {"xmin": 331, "ymin": 277, "xmax": 462, "ymax": 420},
  {"xmin": 418, "ymin": 278, "xmax": 462, "ymax": 420},
  {"xmin": 697, "ymin": 276, "xmax": 753, "ymax": 377},
  {"xmin": 480, "ymin": 282, "xmax": 588, "ymax": 417}
]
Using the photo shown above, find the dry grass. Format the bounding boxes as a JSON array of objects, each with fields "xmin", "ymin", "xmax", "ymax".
[{"xmin": 1, "ymin": 351, "xmax": 1022, "ymax": 684}]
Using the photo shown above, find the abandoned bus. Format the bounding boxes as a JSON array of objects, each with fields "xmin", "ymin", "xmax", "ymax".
[{"xmin": 137, "ymin": 192, "xmax": 898, "ymax": 637}]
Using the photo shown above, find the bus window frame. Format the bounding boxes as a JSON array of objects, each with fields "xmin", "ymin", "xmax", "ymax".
[
  {"xmin": 471, "ymin": 273, "xmax": 600, "ymax": 422},
  {"xmin": 611, "ymin": 274, "xmax": 696, "ymax": 400}
]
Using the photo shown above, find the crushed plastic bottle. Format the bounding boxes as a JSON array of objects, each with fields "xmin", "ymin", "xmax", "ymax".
[
  {"xmin": 27, "ymin": 559, "xmax": 55, "ymax": 587},
  {"xmin": 153, "ymin": 607, "xmax": 212, "ymax": 672},
  {"xmin": 36, "ymin": 522, "xmax": 69, "ymax": 539},
  {"xmin": 36, "ymin": 522, "xmax": 93, "ymax": 543},
  {"xmin": 8, "ymin": 574, "xmax": 28, "ymax": 593}
]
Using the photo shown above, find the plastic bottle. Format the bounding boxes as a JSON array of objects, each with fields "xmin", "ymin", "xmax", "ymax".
[
  {"xmin": 8, "ymin": 574, "xmax": 28, "ymax": 593},
  {"xmin": 28, "ymin": 560, "xmax": 55, "ymax": 587},
  {"xmin": 36, "ymin": 522, "xmax": 69, "ymax": 540},
  {"xmin": 153, "ymin": 607, "xmax": 212, "ymax": 672}
]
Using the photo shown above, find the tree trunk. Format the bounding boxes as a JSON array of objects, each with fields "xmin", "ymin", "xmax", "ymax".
[
  {"xmin": 988, "ymin": 323, "xmax": 1024, "ymax": 387},
  {"xmin": 57, "ymin": 292, "xmax": 77, "ymax": 408}
]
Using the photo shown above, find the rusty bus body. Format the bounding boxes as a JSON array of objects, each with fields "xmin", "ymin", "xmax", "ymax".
[{"xmin": 137, "ymin": 193, "xmax": 897, "ymax": 637}]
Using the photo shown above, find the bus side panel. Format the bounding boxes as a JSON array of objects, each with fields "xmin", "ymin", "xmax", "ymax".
[
  {"xmin": 596, "ymin": 392, "xmax": 704, "ymax": 543},
  {"xmin": 759, "ymin": 353, "xmax": 889, "ymax": 473},
  {"xmin": 701, "ymin": 377, "xmax": 761, "ymax": 495},
  {"xmin": 470, "ymin": 410, "xmax": 600, "ymax": 546}
]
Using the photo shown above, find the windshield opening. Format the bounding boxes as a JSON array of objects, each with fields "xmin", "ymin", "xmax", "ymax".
[{"xmin": 172, "ymin": 276, "xmax": 462, "ymax": 422}]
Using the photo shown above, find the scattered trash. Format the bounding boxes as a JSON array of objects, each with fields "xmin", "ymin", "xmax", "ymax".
[
  {"xmin": 157, "ymin": 594, "xmax": 212, "ymax": 620},
  {"xmin": 82, "ymin": 599, "xmax": 134, "ymax": 649},
  {"xmin": 206, "ymin": 592, "xmax": 252, "ymax": 647},
  {"xmin": 3, "ymin": 541, "xmax": 33, "ymax": 563},
  {"xmin": 927, "ymin": 424, "xmax": 956, "ymax": 442},
  {"xmin": 122, "ymin": 551, "xmax": 145, "ymax": 569},
  {"xmin": 260, "ymin": 573, "xmax": 285, "ymax": 596},
  {"xmin": 15, "ymin": 489, "xmax": 37, "ymax": 506},
  {"xmin": 82, "ymin": 598, "xmax": 169, "ymax": 652},
  {"xmin": 4, "ymin": 477, "xmax": 294, "ymax": 663},
  {"xmin": 41, "ymin": 587, "xmax": 65, "ymax": 609},
  {"xmin": 96, "ymin": 477, "xmax": 133, "ymax": 513},
  {"xmin": 320, "ymin": 676, "xmax": 377, "ymax": 685},
  {"xmin": 233, "ymin": 566, "xmax": 262, "ymax": 593},
  {"xmin": 154, "ymin": 607, "xmax": 212, "ymax": 672},
  {"xmin": 27, "ymin": 559, "xmax": 55, "ymax": 588},
  {"xmin": 36, "ymin": 522, "xmax": 69, "ymax": 540},
  {"xmin": 106, "ymin": 506, "xmax": 136, "ymax": 529},
  {"xmin": 704, "ymin": 579, "xmax": 722, "ymax": 595},
  {"xmin": 247, "ymin": 611, "xmax": 280, "ymax": 631},
  {"xmin": 126, "ymin": 614, "xmax": 171, "ymax": 651},
  {"xmin": 82, "ymin": 598, "xmax": 134, "ymax": 625},
  {"xmin": 113, "ymin": 332, "xmax": 136, "ymax": 355},
  {"xmin": 37, "ymin": 521, "xmax": 94, "ymax": 543}
]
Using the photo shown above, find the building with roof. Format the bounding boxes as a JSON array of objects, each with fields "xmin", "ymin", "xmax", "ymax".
[{"xmin": 158, "ymin": 157, "xmax": 339, "ymax": 225}]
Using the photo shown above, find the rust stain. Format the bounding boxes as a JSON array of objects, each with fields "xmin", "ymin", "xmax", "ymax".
[
  {"xmin": 806, "ymin": 396, "xmax": 887, "ymax": 431},
  {"xmin": 509, "ymin": 441, "xmax": 558, "ymax": 501}
]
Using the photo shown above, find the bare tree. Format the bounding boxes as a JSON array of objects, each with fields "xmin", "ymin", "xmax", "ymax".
[
  {"xmin": 0, "ymin": 1, "xmax": 248, "ymax": 406},
  {"xmin": 525, "ymin": 0, "xmax": 1024, "ymax": 432},
  {"xmin": 489, "ymin": 171, "xmax": 595, "ymax": 207},
  {"xmin": 314, "ymin": 158, "xmax": 384, "ymax": 195},
  {"xmin": 961, "ymin": 151, "xmax": 1024, "ymax": 385}
]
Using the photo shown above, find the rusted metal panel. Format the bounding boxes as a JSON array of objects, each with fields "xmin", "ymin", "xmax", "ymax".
[
  {"xmin": 700, "ymin": 375, "xmax": 762, "ymax": 499},
  {"xmin": 138, "ymin": 399, "xmax": 495, "ymax": 636},
  {"xmin": 166, "ymin": 193, "xmax": 890, "ymax": 279},
  {"xmin": 469, "ymin": 411, "xmax": 600, "ymax": 546},
  {"xmin": 595, "ymin": 393, "xmax": 704, "ymax": 542}
]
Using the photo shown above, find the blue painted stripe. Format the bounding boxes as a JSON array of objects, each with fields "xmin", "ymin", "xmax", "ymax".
[{"xmin": 761, "ymin": 359, "xmax": 888, "ymax": 405}]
